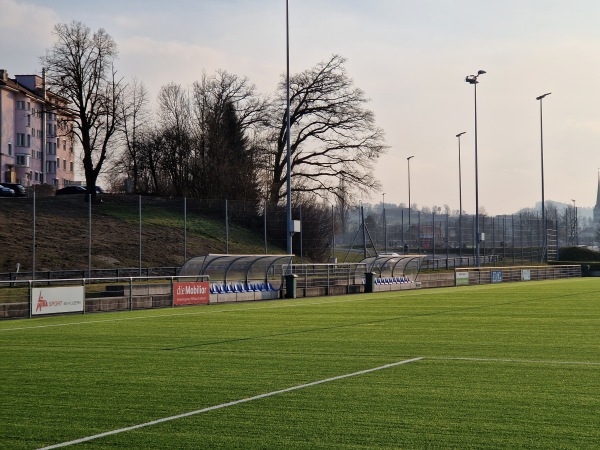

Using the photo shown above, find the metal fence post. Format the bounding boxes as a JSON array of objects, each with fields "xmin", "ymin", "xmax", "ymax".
[{"xmin": 129, "ymin": 277, "xmax": 133, "ymax": 311}]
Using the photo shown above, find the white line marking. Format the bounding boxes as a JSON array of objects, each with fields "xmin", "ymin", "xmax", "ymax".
[
  {"xmin": 1, "ymin": 296, "xmax": 369, "ymax": 332},
  {"xmin": 38, "ymin": 357, "xmax": 422, "ymax": 449},
  {"xmin": 429, "ymin": 356, "xmax": 600, "ymax": 366}
]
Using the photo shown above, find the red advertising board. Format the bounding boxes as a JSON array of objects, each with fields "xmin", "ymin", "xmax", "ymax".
[{"xmin": 173, "ymin": 282, "xmax": 210, "ymax": 305}]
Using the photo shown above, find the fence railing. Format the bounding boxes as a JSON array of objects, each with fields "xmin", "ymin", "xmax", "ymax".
[
  {"xmin": 453, "ymin": 265, "xmax": 581, "ymax": 286},
  {"xmin": 288, "ymin": 263, "xmax": 368, "ymax": 289},
  {"xmin": 0, "ymin": 267, "xmax": 180, "ymax": 283},
  {"xmin": 0, "ymin": 275, "xmax": 209, "ymax": 319}
]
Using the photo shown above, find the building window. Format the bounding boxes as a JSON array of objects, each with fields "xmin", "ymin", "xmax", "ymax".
[
  {"xmin": 17, "ymin": 133, "xmax": 27, "ymax": 146},
  {"xmin": 46, "ymin": 161, "xmax": 56, "ymax": 174},
  {"xmin": 27, "ymin": 114, "xmax": 31, "ymax": 127},
  {"xmin": 38, "ymin": 151, "xmax": 42, "ymax": 160},
  {"xmin": 63, "ymin": 159, "xmax": 66, "ymax": 170},
  {"xmin": 16, "ymin": 100, "xmax": 26, "ymax": 110},
  {"xmin": 70, "ymin": 161, "xmax": 74, "ymax": 172},
  {"xmin": 57, "ymin": 158, "xmax": 60, "ymax": 170},
  {"xmin": 16, "ymin": 154, "xmax": 30, "ymax": 167},
  {"xmin": 8, "ymin": 143, "xmax": 12, "ymax": 156}
]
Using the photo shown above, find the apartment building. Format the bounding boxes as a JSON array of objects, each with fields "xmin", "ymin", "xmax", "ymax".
[{"xmin": 0, "ymin": 68, "xmax": 75, "ymax": 188}]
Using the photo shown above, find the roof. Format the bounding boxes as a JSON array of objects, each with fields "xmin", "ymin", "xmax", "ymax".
[{"xmin": 180, "ymin": 254, "xmax": 293, "ymax": 283}]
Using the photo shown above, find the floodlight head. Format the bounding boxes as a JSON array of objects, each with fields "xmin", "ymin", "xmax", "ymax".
[
  {"xmin": 477, "ymin": 70, "xmax": 486, "ymax": 75},
  {"xmin": 407, "ymin": 155, "xmax": 414, "ymax": 161},
  {"xmin": 536, "ymin": 92, "xmax": 552, "ymax": 100},
  {"xmin": 456, "ymin": 131, "xmax": 466, "ymax": 138}
]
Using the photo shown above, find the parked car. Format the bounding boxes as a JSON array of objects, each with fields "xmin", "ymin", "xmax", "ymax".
[
  {"xmin": 55, "ymin": 185, "xmax": 87, "ymax": 195},
  {"xmin": 0, "ymin": 183, "xmax": 26, "ymax": 197},
  {"xmin": 0, "ymin": 185, "xmax": 15, "ymax": 197},
  {"xmin": 84, "ymin": 186, "xmax": 105, "ymax": 194}
]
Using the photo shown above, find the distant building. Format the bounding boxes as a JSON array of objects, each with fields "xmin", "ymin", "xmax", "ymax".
[
  {"xmin": 0, "ymin": 68, "xmax": 75, "ymax": 188},
  {"xmin": 594, "ymin": 172, "xmax": 600, "ymax": 226}
]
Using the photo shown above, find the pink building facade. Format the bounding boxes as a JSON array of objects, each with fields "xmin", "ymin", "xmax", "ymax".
[{"xmin": 0, "ymin": 69, "xmax": 75, "ymax": 187}]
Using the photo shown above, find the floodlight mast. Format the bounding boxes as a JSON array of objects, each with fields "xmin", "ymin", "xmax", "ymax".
[
  {"xmin": 456, "ymin": 131, "xmax": 466, "ymax": 256},
  {"xmin": 465, "ymin": 69, "xmax": 486, "ymax": 267},
  {"xmin": 285, "ymin": 0, "xmax": 293, "ymax": 256},
  {"xmin": 536, "ymin": 92, "xmax": 551, "ymax": 262}
]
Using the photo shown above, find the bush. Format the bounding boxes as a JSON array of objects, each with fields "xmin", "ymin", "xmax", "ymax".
[{"xmin": 558, "ymin": 246, "xmax": 600, "ymax": 262}]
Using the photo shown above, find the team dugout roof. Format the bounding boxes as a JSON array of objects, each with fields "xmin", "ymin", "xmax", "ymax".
[
  {"xmin": 180, "ymin": 254, "xmax": 293, "ymax": 283},
  {"xmin": 358, "ymin": 254, "xmax": 427, "ymax": 278}
]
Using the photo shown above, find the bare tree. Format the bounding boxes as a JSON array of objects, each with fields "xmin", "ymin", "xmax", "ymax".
[
  {"xmin": 117, "ymin": 78, "xmax": 150, "ymax": 193},
  {"xmin": 157, "ymin": 83, "xmax": 192, "ymax": 196},
  {"xmin": 41, "ymin": 21, "xmax": 124, "ymax": 200},
  {"xmin": 267, "ymin": 54, "xmax": 387, "ymax": 205}
]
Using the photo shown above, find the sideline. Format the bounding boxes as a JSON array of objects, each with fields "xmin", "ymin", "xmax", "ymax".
[
  {"xmin": 430, "ymin": 356, "xmax": 600, "ymax": 366},
  {"xmin": 38, "ymin": 357, "xmax": 423, "ymax": 449},
  {"xmin": 0, "ymin": 295, "xmax": 370, "ymax": 332}
]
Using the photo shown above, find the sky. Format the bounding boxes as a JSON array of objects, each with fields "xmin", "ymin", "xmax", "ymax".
[{"xmin": 2, "ymin": 0, "xmax": 600, "ymax": 215}]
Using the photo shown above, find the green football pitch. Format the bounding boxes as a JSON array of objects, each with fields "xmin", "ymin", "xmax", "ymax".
[{"xmin": 1, "ymin": 278, "xmax": 599, "ymax": 449}]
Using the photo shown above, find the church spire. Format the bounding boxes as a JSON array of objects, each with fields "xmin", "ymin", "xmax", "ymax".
[
  {"xmin": 597, "ymin": 169, "xmax": 600, "ymax": 207},
  {"xmin": 594, "ymin": 170, "xmax": 600, "ymax": 225}
]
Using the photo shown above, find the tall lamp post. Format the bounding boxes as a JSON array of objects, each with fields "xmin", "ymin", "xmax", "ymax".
[
  {"xmin": 285, "ymin": 0, "xmax": 293, "ymax": 255},
  {"xmin": 382, "ymin": 192, "xmax": 387, "ymax": 253},
  {"xmin": 407, "ymin": 156, "xmax": 414, "ymax": 250},
  {"xmin": 465, "ymin": 69, "xmax": 486, "ymax": 267},
  {"xmin": 536, "ymin": 92, "xmax": 551, "ymax": 262},
  {"xmin": 456, "ymin": 131, "xmax": 466, "ymax": 257}
]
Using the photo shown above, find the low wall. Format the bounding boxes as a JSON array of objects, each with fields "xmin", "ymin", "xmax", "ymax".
[
  {"xmin": 417, "ymin": 273, "xmax": 455, "ymax": 288},
  {"xmin": 210, "ymin": 290, "xmax": 279, "ymax": 303}
]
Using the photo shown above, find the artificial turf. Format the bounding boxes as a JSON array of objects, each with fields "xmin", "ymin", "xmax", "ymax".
[{"xmin": 1, "ymin": 278, "xmax": 599, "ymax": 449}]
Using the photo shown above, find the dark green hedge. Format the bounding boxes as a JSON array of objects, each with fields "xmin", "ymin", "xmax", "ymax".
[{"xmin": 558, "ymin": 247, "xmax": 600, "ymax": 262}]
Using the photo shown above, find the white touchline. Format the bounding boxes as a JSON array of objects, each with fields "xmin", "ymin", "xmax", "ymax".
[
  {"xmin": 38, "ymin": 357, "xmax": 423, "ymax": 449},
  {"xmin": 2, "ymin": 296, "xmax": 366, "ymax": 332}
]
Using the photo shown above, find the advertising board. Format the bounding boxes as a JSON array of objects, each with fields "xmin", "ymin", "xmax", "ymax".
[
  {"xmin": 173, "ymin": 282, "xmax": 210, "ymax": 305},
  {"xmin": 31, "ymin": 286, "xmax": 85, "ymax": 316},
  {"xmin": 491, "ymin": 270, "xmax": 503, "ymax": 284},
  {"xmin": 521, "ymin": 269, "xmax": 531, "ymax": 281},
  {"xmin": 455, "ymin": 271, "xmax": 469, "ymax": 286}
]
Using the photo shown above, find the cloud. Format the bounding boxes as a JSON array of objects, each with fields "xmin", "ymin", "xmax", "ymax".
[
  {"xmin": 117, "ymin": 36, "xmax": 228, "ymax": 95},
  {"xmin": 0, "ymin": 0, "xmax": 59, "ymax": 73},
  {"xmin": 0, "ymin": 0, "xmax": 57, "ymax": 41}
]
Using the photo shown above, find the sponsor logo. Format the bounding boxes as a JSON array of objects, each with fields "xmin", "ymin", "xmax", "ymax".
[
  {"xmin": 32, "ymin": 287, "xmax": 84, "ymax": 315},
  {"xmin": 174, "ymin": 282, "xmax": 210, "ymax": 305},
  {"xmin": 35, "ymin": 291, "xmax": 48, "ymax": 312}
]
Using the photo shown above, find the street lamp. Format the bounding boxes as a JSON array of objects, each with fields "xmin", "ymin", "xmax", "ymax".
[
  {"xmin": 536, "ymin": 92, "xmax": 551, "ymax": 262},
  {"xmin": 465, "ymin": 69, "xmax": 486, "ymax": 267},
  {"xmin": 407, "ymin": 156, "xmax": 414, "ymax": 250},
  {"xmin": 456, "ymin": 131, "xmax": 466, "ymax": 257},
  {"xmin": 382, "ymin": 192, "xmax": 387, "ymax": 253}
]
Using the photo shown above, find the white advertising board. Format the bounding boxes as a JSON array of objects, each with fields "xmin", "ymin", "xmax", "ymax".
[
  {"xmin": 455, "ymin": 271, "xmax": 469, "ymax": 286},
  {"xmin": 521, "ymin": 269, "xmax": 531, "ymax": 281},
  {"xmin": 32, "ymin": 286, "xmax": 85, "ymax": 315}
]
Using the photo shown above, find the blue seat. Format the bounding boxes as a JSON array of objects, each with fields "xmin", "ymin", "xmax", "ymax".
[
  {"xmin": 268, "ymin": 282, "xmax": 276, "ymax": 291},
  {"xmin": 245, "ymin": 283, "xmax": 254, "ymax": 292}
]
